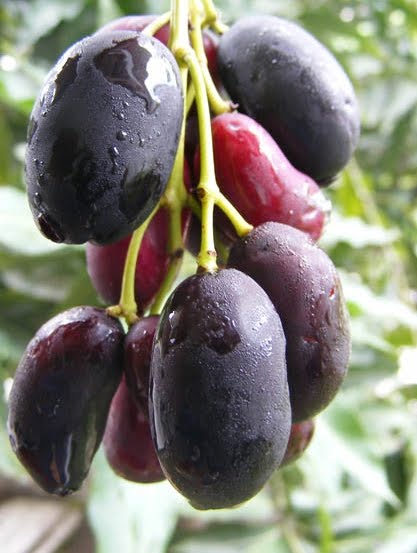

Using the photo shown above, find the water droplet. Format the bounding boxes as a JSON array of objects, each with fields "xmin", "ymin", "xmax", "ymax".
[{"xmin": 116, "ymin": 130, "xmax": 128, "ymax": 141}]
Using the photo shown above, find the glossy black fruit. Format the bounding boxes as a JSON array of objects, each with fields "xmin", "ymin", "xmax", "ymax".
[
  {"xmin": 26, "ymin": 30, "xmax": 183, "ymax": 244},
  {"xmin": 7, "ymin": 306, "xmax": 124, "ymax": 495},
  {"xmin": 149, "ymin": 268, "xmax": 291, "ymax": 510},
  {"xmin": 228, "ymin": 222, "xmax": 350, "ymax": 422},
  {"xmin": 218, "ymin": 16, "xmax": 360, "ymax": 183}
]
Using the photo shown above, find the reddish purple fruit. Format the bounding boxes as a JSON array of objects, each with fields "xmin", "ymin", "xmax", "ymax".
[
  {"xmin": 103, "ymin": 377, "xmax": 164, "ymax": 483},
  {"xmin": 86, "ymin": 208, "xmax": 170, "ymax": 308},
  {"xmin": 7, "ymin": 306, "xmax": 124, "ymax": 495},
  {"xmin": 228, "ymin": 222, "xmax": 350, "ymax": 422},
  {"xmin": 203, "ymin": 113, "xmax": 329, "ymax": 243},
  {"xmin": 281, "ymin": 419, "xmax": 315, "ymax": 467},
  {"xmin": 124, "ymin": 315, "xmax": 159, "ymax": 415}
]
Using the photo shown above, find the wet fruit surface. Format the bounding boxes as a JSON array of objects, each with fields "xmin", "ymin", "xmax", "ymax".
[
  {"xmin": 149, "ymin": 268, "xmax": 291, "ymax": 509},
  {"xmin": 228, "ymin": 222, "xmax": 350, "ymax": 422},
  {"xmin": 26, "ymin": 30, "xmax": 183, "ymax": 244},
  {"xmin": 7, "ymin": 306, "xmax": 124, "ymax": 495},
  {"xmin": 218, "ymin": 16, "xmax": 360, "ymax": 183}
]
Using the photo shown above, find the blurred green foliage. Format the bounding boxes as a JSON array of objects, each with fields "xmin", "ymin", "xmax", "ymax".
[{"xmin": 1, "ymin": 1, "xmax": 417, "ymax": 552}]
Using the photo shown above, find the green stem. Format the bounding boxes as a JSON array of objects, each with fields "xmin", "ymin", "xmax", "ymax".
[
  {"xmin": 201, "ymin": 0, "xmax": 228, "ymax": 33},
  {"xmin": 215, "ymin": 192, "xmax": 253, "ymax": 237},
  {"xmin": 107, "ymin": 208, "xmax": 157, "ymax": 325},
  {"xmin": 189, "ymin": 6, "xmax": 231, "ymax": 115},
  {"xmin": 172, "ymin": 0, "xmax": 218, "ymax": 273},
  {"xmin": 141, "ymin": 11, "xmax": 171, "ymax": 37}
]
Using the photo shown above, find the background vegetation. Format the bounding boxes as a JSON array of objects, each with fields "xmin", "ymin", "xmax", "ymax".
[{"xmin": 1, "ymin": 0, "xmax": 416, "ymax": 551}]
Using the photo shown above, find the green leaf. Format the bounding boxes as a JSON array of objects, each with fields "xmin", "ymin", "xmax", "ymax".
[
  {"xmin": 87, "ymin": 449, "xmax": 183, "ymax": 553},
  {"xmin": 0, "ymin": 186, "xmax": 66, "ymax": 256}
]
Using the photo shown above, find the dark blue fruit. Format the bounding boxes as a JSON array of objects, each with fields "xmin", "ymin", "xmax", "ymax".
[
  {"xmin": 26, "ymin": 30, "xmax": 183, "ymax": 244},
  {"xmin": 149, "ymin": 268, "xmax": 291, "ymax": 510},
  {"xmin": 218, "ymin": 16, "xmax": 360, "ymax": 183},
  {"xmin": 7, "ymin": 306, "xmax": 124, "ymax": 495}
]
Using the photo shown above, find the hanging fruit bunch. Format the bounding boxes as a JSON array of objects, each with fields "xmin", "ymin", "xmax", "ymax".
[{"xmin": 8, "ymin": 0, "xmax": 359, "ymax": 510}]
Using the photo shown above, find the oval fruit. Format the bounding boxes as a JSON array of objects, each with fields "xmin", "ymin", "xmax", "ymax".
[
  {"xmin": 228, "ymin": 222, "xmax": 350, "ymax": 422},
  {"xmin": 124, "ymin": 315, "xmax": 159, "ymax": 415},
  {"xmin": 197, "ymin": 112, "xmax": 329, "ymax": 242},
  {"xmin": 218, "ymin": 16, "xmax": 360, "ymax": 183},
  {"xmin": 103, "ymin": 377, "xmax": 164, "ymax": 483},
  {"xmin": 7, "ymin": 306, "xmax": 124, "ymax": 495},
  {"xmin": 26, "ymin": 30, "xmax": 183, "ymax": 244},
  {"xmin": 150, "ymin": 268, "xmax": 291, "ymax": 510}
]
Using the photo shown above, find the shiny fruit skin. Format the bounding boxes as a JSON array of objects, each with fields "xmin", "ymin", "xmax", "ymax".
[
  {"xmin": 26, "ymin": 30, "xmax": 183, "ymax": 244},
  {"xmin": 103, "ymin": 377, "xmax": 164, "ymax": 483},
  {"xmin": 124, "ymin": 315, "xmax": 159, "ymax": 415},
  {"xmin": 281, "ymin": 419, "xmax": 315, "ymax": 467},
  {"xmin": 86, "ymin": 162, "xmax": 192, "ymax": 308},
  {"xmin": 96, "ymin": 15, "xmax": 219, "ymax": 83},
  {"xmin": 150, "ymin": 268, "xmax": 291, "ymax": 510},
  {"xmin": 217, "ymin": 16, "xmax": 360, "ymax": 183},
  {"xmin": 206, "ymin": 112, "xmax": 329, "ymax": 242},
  {"xmin": 7, "ymin": 306, "xmax": 124, "ymax": 495},
  {"xmin": 228, "ymin": 222, "xmax": 350, "ymax": 422}
]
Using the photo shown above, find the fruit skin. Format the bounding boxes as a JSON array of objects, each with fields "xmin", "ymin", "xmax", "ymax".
[
  {"xmin": 26, "ymin": 30, "xmax": 183, "ymax": 244},
  {"xmin": 217, "ymin": 16, "xmax": 360, "ymax": 183},
  {"xmin": 196, "ymin": 112, "xmax": 329, "ymax": 242},
  {"xmin": 103, "ymin": 377, "xmax": 164, "ymax": 483},
  {"xmin": 86, "ymin": 209, "xmax": 170, "ymax": 308},
  {"xmin": 86, "ymin": 162, "xmax": 192, "ymax": 308},
  {"xmin": 280, "ymin": 419, "xmax": 315, "ymax": 467},
  {"xmin": 124, "ymin": 315, "xmax": 159, "ymax": 415},
  {"xmin": 149, "ymin": 268, "xmax": 291, "ymax": 510},
  {"xmin": 96, "ymin": 15, "xmax": 220, "ymax": 84},
  {"xmin": 7, "ymin": 306, "xmax": 124, "ymax": 495},
  {"xmin": 228, "ymin": 222, "xmax": 350, "ymax": 422}
]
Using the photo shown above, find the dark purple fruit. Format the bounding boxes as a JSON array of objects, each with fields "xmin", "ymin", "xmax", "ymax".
[
  {"xmin": 281, "ymin": 419, "xmax": 315, "ymax": 467},
  {"xmin": 149, "ymin": 268, "xmax": 291, "ymax": 510},
  {"xmin": 103, "ymin": 377, "xmax": 164, "ymax": 483},
  {"xmin": 218, "ymin": 16, "xmax": 360, "ymax": 183},
  {"xmin": 124, "ymin": 315, "xmax": 159, "ymax": 416},
  {"xmin": 26, "ymin": 30, "xmax": 183, "ymax": 244},
  {"xmin": 228, "ymin": 222, "xmax": 350, "ymax": 422},
  {"xmin": 7, "ymin": 306, "xmax": 124, "ymax": 495}
]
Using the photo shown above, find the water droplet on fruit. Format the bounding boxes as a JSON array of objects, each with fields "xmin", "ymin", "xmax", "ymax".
[
  {"xmin": 109, "ymin": 145, "xmax": 120, "ymax": 173},
  {"xmin": 116, "ymin": 130, "xmax": 128, "ymax": 141}
]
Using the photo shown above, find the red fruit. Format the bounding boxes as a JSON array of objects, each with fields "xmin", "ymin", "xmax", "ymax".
[
  {"xmin": 124, "ymin": 315, "xmax": 159, "ymax": 416},
  {"xmin": 103, "ymin": 377, "xmax": 165, "ymax": 483},
  {"xmin": 198, "ymin": 112, "xmax": 330, "ymax": 242},
  {"xmin": 86, "ymin": 208, "xmax": 170, "ymax": 308},
  {"xmin": 281, "ymin": 420, "xmax": 315, "ymax": 467}
]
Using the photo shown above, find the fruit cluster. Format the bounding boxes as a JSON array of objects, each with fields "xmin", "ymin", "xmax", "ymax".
[{"xmin": 8, "ymin": 1, "xmax": 357, "ymax": 510}]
